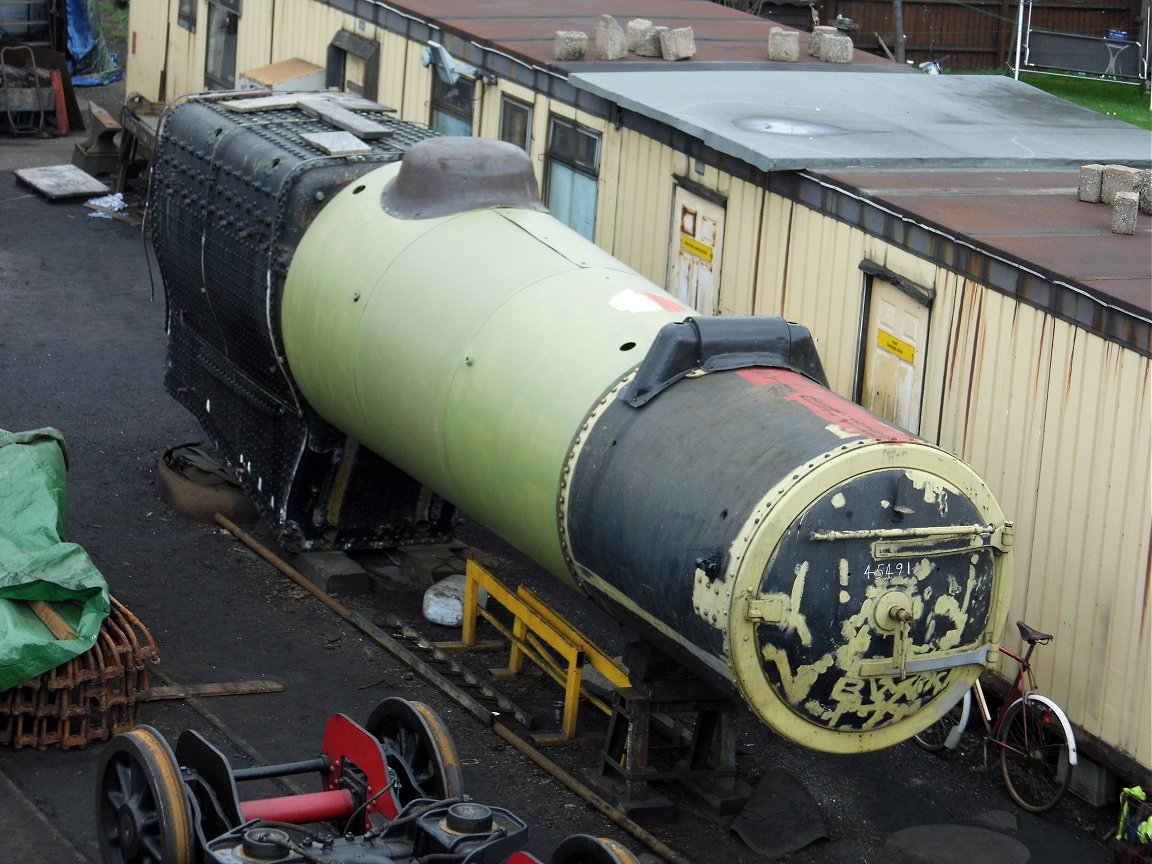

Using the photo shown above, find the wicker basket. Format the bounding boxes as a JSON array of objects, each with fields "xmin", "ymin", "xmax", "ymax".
[{"xmin": 0, "ymin": 597, "xmax": 157, "ymax": 750}]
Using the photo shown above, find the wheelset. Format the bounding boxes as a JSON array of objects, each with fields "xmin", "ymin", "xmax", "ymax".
[
  {"xmin": 550, "ymin": 834, "xmax": 642, "ymax": 864},
  {"xmin": 366, "ymin": 696, "xmax": 465, "ymax": 804},
  {"xmin": 95, "ymin": 725, "xmax": 194, "ymax": 864},
  {"xmin": 997, "ymin": 695, "xmax": 1074, "ymax": 812},
  {"xmin": 913, "ymin": 691, "xmax": 970, "ymax": 752}
]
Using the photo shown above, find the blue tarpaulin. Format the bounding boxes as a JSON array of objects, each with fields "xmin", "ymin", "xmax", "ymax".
[{"xmin": 67, "ymin": 0, "xmax": 122, "ymax": 86}]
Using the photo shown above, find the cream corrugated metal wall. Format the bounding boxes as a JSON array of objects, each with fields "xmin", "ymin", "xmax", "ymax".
[
  {"xmin": 125, "ymin": 0, "xmax": 203, "ymax": 101},
  {"xmin": 931, "ymin": 280, "xmax": 1152, "ymax": 765},
  {"xmin": 124, "ymin": 0, "xmax": 1151, "ymax": 772}
]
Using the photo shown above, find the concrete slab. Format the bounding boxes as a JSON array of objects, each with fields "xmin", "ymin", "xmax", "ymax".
[
  {"xmin": 14, "ymin": 164, "xmax": 109, "ymax": 199},
  {"xmin": 885, "ymin": 824, "xmax": 1030, "ymax": 864}
]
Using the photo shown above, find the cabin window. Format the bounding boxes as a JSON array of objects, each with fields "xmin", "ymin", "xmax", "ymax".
[
  {"xmin": 545, "ymin": 115, "xmax": 600, "ymax": 241},
  {"xmin": 430, "ymin": 74, "xmax": 474, "ymax": 136},
  {"xmin": 204, "ymin": 0, "xmax": 241, "ymax": 90},
  {"xmin": 178, "ymin": 0, "xmax": 197, "ymax": 33},
  {"xmin": 499, "ymin": 97, "xmax": 532, "ymax": 153}
]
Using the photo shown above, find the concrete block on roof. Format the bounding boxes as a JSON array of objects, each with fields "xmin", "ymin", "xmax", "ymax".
[
  {"xmin": 1138, "ymin": 169, "xmax": 1151, "ymax": 215},
  {"xmin": 554, "ymin": 30, "xmax": 588, "ymax": 61},
  {"xmin": 1101, "ymin": 164, "xmax": 1140, "ymax": 204},
  {"xmin": 809, "ymin": 25, "xmax": 837, "ymax": 57},
  {"xmin": 627, "ymin": 18, "xmax": 664, "ymax": 57},
  {"xmin": 1111, "ymin": 191, "xmax": 1139, "ymax": 235},
  {"xmin": 821, "ymin": 33, "xmax": 854, "ymax": 63},
  {"xmin": 769, "ymin": 27, "xmax": 800, "ymax": 62},
  {"xmin": 1077, "ymin": 164, "xmax": 1104, "ymax": 202},
  {"xmin": 661, "ymin": 26, "xmax": 696, "ymax": 61},
  {"xmin": 596, "ymin": 15, "xmax": 628, "ymax": 60}
]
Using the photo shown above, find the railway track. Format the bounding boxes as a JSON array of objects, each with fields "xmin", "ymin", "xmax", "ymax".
[{"xmin": 215, "ymin": 514, "xmax": 696, "ymax": 864}]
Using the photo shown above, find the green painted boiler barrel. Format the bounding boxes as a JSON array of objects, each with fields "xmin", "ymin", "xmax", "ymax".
[{"xmin": 281, "ymin": 145, "xmax": 689, "ymax": 582}]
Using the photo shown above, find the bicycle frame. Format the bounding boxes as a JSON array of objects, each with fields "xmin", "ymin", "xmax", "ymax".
[
  {"xmin": 975, "ymin": 643, "xmax": 1034, "ymax": 739},
  {"xmin": 969, "ymin": 642, "xmax": 1078, "ymax": 767},
  {"xmin": 916, "ymin": 621, "xmax": 1078, "ymax": 812}
]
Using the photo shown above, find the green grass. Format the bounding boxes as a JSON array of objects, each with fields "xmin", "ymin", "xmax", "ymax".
[
  {"xmin": 97, "ymin": 0, "xmax": 129, "ymax": 51},
  {"xmin": 1018, "ymin": 71, "xmax": 1152, "ymax": 130}
]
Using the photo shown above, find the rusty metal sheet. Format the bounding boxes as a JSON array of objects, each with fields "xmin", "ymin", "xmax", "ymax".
[
  {"xmin": 826, "ymin": 168, "xmax": 1152, "ymax": 318},
  {"xmin": 390, "ymin": 0, "xmax": 893, "ymax": 67}
]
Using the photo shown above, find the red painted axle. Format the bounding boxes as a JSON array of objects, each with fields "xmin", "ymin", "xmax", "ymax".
[{"xmin": 241, "ymin": 789, "xmax": 355, "ymax": 824}]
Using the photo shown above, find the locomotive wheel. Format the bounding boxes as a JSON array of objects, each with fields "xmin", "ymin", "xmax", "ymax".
[
  {"xmin": 366, "ymin": 697, "xmax": 465, "ymax": 803},
  {"xmin": 96, "ymin": 726, "xmax": 194, "ymax": 864},
  {"xmin": 550, "ymin": 835, "xmax": 642, "ymax": 864}
]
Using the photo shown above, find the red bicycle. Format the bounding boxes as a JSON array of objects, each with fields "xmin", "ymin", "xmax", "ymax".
[{"xmin": 914, "ymin": 620, "xmax": 1078, "ymax": 812}]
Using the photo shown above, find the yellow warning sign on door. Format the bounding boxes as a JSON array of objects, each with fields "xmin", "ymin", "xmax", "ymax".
[
  {"xmin": 680, "ymin": 233, "xmax": 713, "ymax": 262},
  {"xmin": 877, "ymin": 329, "xmax": 915, "ymax": 363}
]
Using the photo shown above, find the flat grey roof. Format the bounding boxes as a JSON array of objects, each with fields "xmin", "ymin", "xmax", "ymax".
[{"xmin": 570, "ymin": 70, "xmax": 1152, "ymax": 171}]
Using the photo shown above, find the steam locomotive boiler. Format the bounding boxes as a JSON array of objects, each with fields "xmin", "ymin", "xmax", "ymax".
[{"xmin": 149, "ymin": 93, "xmax": 1013, "ymax": 753}]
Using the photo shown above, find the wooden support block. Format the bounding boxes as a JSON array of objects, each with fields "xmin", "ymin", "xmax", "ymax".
[{"xmin": 298, "ymin": 97, "xmax": 393, "ymax": 139}]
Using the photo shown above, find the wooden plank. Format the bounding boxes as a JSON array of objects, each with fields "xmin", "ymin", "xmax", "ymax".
[
  {"xmin": 219, "ymin": 93, "xmax": 304, "ymax": 113},
  {"xmin": 27, "ymin": 601, "xmax": 77, "ymax": 640},
  {"xmin": 84, "ymin": 199, "xmax": 143, "ymax": 227},
  {"xmin": 14, "ymin": 165, "xmax": 109, "ymax": 200},
  {"xmin": 300, "ymin": 130, "xmax": 374, "ymax": 156},
  {"xmin": 145, "ymin": 680, "xmax": 285, "ymax": 701},
  {"xmin": 297, "ymin": 97, "xmax": 392, "ymax": 139},
  {"xmin": 87, "ymin": 100, "xmax": 121, "ymax": 132},
  {"xmin": 220, "ymin": 92, "xmax": 395, "ymax": 116},
  {"xmin": 325, "ymin": 92, "xmax": 396, "ymax": 113}
]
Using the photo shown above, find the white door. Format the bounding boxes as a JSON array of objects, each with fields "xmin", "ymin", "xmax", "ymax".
[
  {"xmin": 860, "ymin": 277, "xmax": 929, "ymax": 433},
  {"xmin": 668, "ymin": 186, "xmax": 725, "ymax": 315}
]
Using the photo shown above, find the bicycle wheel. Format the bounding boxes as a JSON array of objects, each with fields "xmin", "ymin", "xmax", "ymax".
[
  {"xmin": 914, "ymin": 691, "xmax": 969, "ymax": 752},
  {"xmin": 997, "ymin": 695, "xmax": 1073, "ymax": 812}
]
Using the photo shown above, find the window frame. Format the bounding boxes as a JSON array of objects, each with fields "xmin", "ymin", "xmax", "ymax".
[
  {"xmin": 429, "ymin": 74, "xmax": 475, "ymax": 136},
  {"xmin": 178, "ymin": 0, "xmax": 197, "ymax": 33},
  {"xmin": 544, "ymin": 114, "xmax": 601, "ymax": 241},
  {"xmin": 499, "ymin": 95, "xmax": 533, "ymax": 153},
  {"xmin": 203, "ymin": 0, "xmax": 242, "ymax": 90}
]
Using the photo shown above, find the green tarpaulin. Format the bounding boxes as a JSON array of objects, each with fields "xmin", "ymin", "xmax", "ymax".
[{"xmin": 0, "ymin": 428, "xmax": 109, "ymax": 691}]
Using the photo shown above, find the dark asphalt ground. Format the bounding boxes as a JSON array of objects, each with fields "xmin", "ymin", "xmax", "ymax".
[{"xmin": 0, "ymin": 88, "xmax": 1125, "ymax": 864}]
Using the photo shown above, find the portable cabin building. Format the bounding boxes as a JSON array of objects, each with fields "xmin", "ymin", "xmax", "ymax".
[{"xmin": 125, "ymin": 0, "xmax": 1151, "ymax": 785}]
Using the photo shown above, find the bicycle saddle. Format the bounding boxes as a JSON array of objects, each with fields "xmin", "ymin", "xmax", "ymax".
[{"xmin": 1016, "ymin": 620, "xmax": 1052, "ymax": 644}]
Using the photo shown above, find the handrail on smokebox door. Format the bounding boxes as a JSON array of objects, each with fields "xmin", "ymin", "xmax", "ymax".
[{"xmin": 436, "ymin": 560, "xmax": 631, "ymax": 745}]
